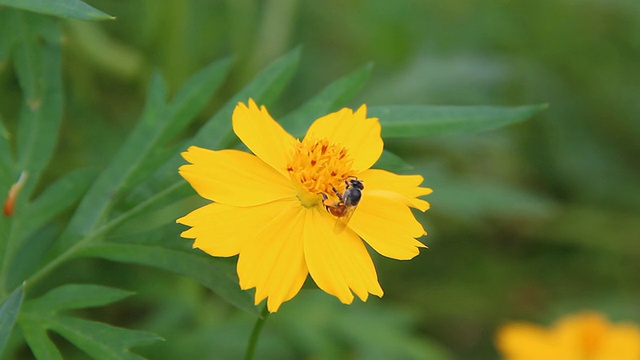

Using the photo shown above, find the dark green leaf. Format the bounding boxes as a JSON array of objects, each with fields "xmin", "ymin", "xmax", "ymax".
[
  {"xmin": 50, "ymin": 316, "xmax": 160, "ymax": 360},
  {"xmin": 0, "ymin": 0, "xmax": 113, "ymax": 21},
  {"xmin": 159, "ymin": 57, "xmax": 233, "ymax": 147},
  {"xmin": 281, "ymin": 63, "xmax": 373, "ymax": 137},
  {"xmin": 20, "ymin": 315, "xmax": 63, "ymax": 360},
  {"xmin": 190, "ymin": 46, "xmax": 301, "ymax": 150},
  {"xmin": 373, "ymin": 150, "xmax": 415, "ymax": 173},
  {"xmin": 20, "ymin": 309, "xmax": 160, "ymax": 360},
  {"xmin": 0, "ymin": 10, "xmax": 12, "ymax": 71},
  {"xmin": 370, "ymin": 104, "xmax": 547, "ymax": 138},
  {"xmin": 25, "ymin": 284, "xmax": 133, "ymax": 313},
  {"xmin": 120, "ymin": 48, "xmax": 301, "ymax": 222},
  {"xmin": 76, "ymin": 243, "xmax": 257, "ymax": 314},
  {"xmin": 125, "ymin": 58, "xmax": 233, "ymax": 189},
  {"xmin": 0, "ymin": 116, "xmax": 13, "ymax": 191},
  {"xmin": 19, "ymin": 284, "xmax": 158, "ymax": 359},
  {"xmin": 13, "ymin": 169, "xmax": 95, "ymax": 242},
  {"xmin": 0, "ymin": 283, "xmax": 24, "ymax": 357},
  {"xmin": 12, "ymin": 13, "xmax": 63, "ymax": 197},
  {"xmin": 55, "ymin": 58, "xmax": 231, "ymax": 253}
]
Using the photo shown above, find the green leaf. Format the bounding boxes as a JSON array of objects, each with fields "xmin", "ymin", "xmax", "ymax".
[
  {"xmin": 1, "ymin": 170, "xmax": 95, "ymax": 292},
  {"xmin": 76, "ymin": 243, "xmax": 257, "ymax": 314},
  {"xmin": 159, "ymin": 57, "xmax": 234, "ymax": 147},
  {"xmin": 281, "ymin": 63, "xmax": 373, "ymax": 137},
  {"xmin": 0, "ymin": 115, "xmax": 13, "ymax": 191},
  {"xmin": 369, "ymin": 104, "xmax": 547, "ymax": 138},
  {"xmin": 0, "ymin": 0, "xmax": 113, "ymax": 21},
  {"xmin": 49, "ymin": 316, "xmax": 160, "ymax": 360},
  {"xmin": 25, "ymin": 284, "xmax": 133, "ymax": 313},
  {"xmin": 55, "ymin": 58, "xmax": 231, "ymax": 253},
  {"xmin": 19, "ymin": 284, "xmax": 159, "ymax": 359},
  {"xmin": 373, "ymin": 150, "xmax": 414, "ymax": 173},
  {"xmin": 13, "ymin": 169, "xmax": 95, "ymax": 242},
  {"xmin": 126, "ymin": 58, "xmax": 233, "ymax": 188},
  {"xmin": 12, "ymin": 13, "xmax": 63, "ymax": 197},
  {"xmin": 0, "ymin": 283, "xmax": 24, "ymax": 357},
  {"xmin": 65, "ymin": 20, "xmax": 143, "ymax": 79},
  {"xmin": 0, "ymin": 10, "xmax": 12, "ymax": 71},
  {"xmin": 20, "ymin": 316, "xmax": 63, "ymax": 360},
  {"xmin": 190, "ymin": 46, "xmax": 301, "ymax": 150},
  {"xmin": 120, "ymin": 48, "xmax": 301, "ymax": 223}
]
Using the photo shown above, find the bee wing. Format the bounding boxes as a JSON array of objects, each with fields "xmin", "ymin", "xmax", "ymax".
[{"xmin": 333, "ymin": 205, "xmax": 357, "ymax": 234}]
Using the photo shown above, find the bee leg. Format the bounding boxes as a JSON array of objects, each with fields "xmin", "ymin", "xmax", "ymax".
[
  {"xmin": 332, "ymin": 186, "xmax": 344, "ymax": 202},
  {"xmin": 320, "ymin": 193, "xmax": 335, "ymax": 208}
]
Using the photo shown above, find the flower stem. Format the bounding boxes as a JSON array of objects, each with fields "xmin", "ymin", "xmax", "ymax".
[{"xmin": 244, "ymin": 305, "xmax": 270, "ymax": 360}]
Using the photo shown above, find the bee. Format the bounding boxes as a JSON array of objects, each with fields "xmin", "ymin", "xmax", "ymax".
[{"xmin": 321, "ymin": 178, "xmax": 364, "ymax": 233}]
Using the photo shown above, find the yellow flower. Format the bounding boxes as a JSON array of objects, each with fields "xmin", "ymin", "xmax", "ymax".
[
  {"xmin": 496, "ymin": 312, "xmax": 640, "ymax": 360},
  {"xmin": 177, "ymin": 99, "xmax": 431, "ymax": 312}
]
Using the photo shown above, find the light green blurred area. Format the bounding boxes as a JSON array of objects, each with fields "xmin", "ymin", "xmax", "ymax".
[{"xmin": 2, "ymin": 0, "xmax": 639, "ymax": 358}]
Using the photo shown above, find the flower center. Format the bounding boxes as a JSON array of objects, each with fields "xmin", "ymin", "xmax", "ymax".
[{"xmin": 286, "ymin": 137, "xmax": 356, "ymax": 208}]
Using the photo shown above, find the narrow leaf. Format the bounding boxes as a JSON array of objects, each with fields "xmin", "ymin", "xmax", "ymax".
[
  {"xmin": 370, "ymin": 104, "xmax": 547, "ymax": 138},
  {"xmin": 0, "ymin": 13, "xmax": 15, "ymax": 203},
  {"xmin": 125, "ymin": 58, "xmax": 233, "ymax": 189},
  {"xmin": 18, "ymin": 315, "xmax": 63, "ymax": 360},
  {"xmin": 76, "ymin": 243, "xmax": 257, "ymax": 314},
  {"xmin": 0, "ymin": 0, "xmax": 113, "ymax": 21},
  {"xmin": 0, "ymin": 283, "xmax": 24, "ymax": 356},
  {"xmin": 13, "ymin": 168, "xmax": 95, "ymax": 242},
  {"xmin": 0, "ymin": 116, "xmax": 13, "ymax": 191},
  {"xmin": 25, "ymin": 284, "xmax": 133, "ymax": 313},
  {"xmin": 0, "ymin": 10, "xmax": 12, "ymax": 63},
  {"xmin": 159, "ymin": 57, "xmax": 234, "ymax": 147},
  {"xmin": 190, "ymin": 46, "xmax": 301, "ymax": 150},
  {"xmin": 373, "ymin": 150, "xmax": 414, "ymax": 173},
  {"xmin": 12, "ymin": 13, "xmax": 63, "ymax": 197},
  {"xmin": 281, "ymin": 63, "xmax": 373, "ymax": 137},
  {"xmin": 56, "ymin": 58, "xmax": 231, "ymax": 254},
  {"xmin": 51, "ymin": 316, "xmax": 160, "ymax": 360},
  {"xmin": 120, "ymin": 48, "xmax": 302, "ymax": 222}
]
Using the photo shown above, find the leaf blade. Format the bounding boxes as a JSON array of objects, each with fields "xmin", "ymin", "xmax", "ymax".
[
  {"xmin": 12, "ymin": 13, "xmax": 63, "ymax": 197},
  {"xmin": 0, "ymin": 283, "xmax": 25, "ymax": 357},
  {"xmin": 190, "ymin": 46, "xmax": 301, "ymax": 150},
  {"xmin": 25, "ymin": 284, "xmax": 133, "ymax": 313},
  {"xmin": 55, "ymin": 58, "xmax": 231, "ymax": 252},
  {"xmin": 19, "ymin": 314, "xmax": 63, "ymax": 360},
  {"xmin": 50, "ymin": 316, "xmax": 160, "ymax": 360},
  {"xmin": 77, "ymin": 243, "xmax": 257, "ymax": 314},
  {"xmin": 280, "ymin": 62, "xmax": 373, "ymax": 137},
  {"xmin": 13, "ymin": 169, "xmax": 95, "ymax": 242},
  {"xmin": 370, "ymin": 104, "xmax": 547, "ymax": 138},
  {"xmin": 0, "ymin": 0, "xmax": 113, "ymax": 20},
  {"xmin": 119, "ymin": 49, "xmax": 302, "ymax": 225}
]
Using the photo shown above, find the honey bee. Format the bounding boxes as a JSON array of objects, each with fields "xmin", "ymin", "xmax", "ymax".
[{"xmin": 322, "ymin": 178, "xmax": 364, "ymax": 233}]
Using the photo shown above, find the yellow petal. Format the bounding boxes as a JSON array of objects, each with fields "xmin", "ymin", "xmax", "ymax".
[
  {"xmin": 359, "ymin": 169, "xmax": 432, "ymax": 211},
  {"xmin": 177, "ymin": 200, "xmax": 292, "ymax": 257},
  {"xmin": 600, "ymin": 325, "xmax": 640, "ymax": 359},
  {"xmin": 236, "ymin": 199, "xmax": 308, "ymax": 312},
  {"xmin": 496, "ymin": 323, "xmax": 560, "ymax": 360},
  {"xmin": 348, "ymin": 193, "xmax": 427, "ymax": 260},
  {"xmin": 232, "ymin": 99, "xmax": 298, "ymax": 177},
  {"xmin": 305, "ymin": 105, "xmax": 383, "ymax": 172},
  {"xmin": 303, "ymin": 207, "xmax": 383, "ymax": 304},
  {"xmin": 179, "ymin": 146, "xmax": 295, "ymax": 206}
]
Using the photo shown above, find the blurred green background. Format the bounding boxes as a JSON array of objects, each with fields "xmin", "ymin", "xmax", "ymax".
[{"xmin": 3, "ymin": 0, "xmax": 640, "ymax": 358}]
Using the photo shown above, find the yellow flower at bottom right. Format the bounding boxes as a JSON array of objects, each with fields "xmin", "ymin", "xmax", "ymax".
[{"xmin": 496, "ymin": 312, "xmax": 640, "ymax": 360}]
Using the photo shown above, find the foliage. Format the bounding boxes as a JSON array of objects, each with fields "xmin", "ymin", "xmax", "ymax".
[{"xmin": 1, "ymin": 0, "xmax": 638, "ymax": 358}]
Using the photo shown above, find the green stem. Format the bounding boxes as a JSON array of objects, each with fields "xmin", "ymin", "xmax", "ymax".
[{"xmin": 243, "ymin": 305, "xmax": 270, "ymax": 360}]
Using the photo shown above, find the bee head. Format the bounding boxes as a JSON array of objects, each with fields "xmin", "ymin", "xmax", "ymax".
[{"xmin": 346, "ymin": 178, "xmax": 364, "ymax": 190}]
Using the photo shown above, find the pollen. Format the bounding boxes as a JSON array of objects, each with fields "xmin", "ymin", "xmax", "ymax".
[{"xmin": 287, "ymin": 137, "xmax": 356, "ymax": 207}]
